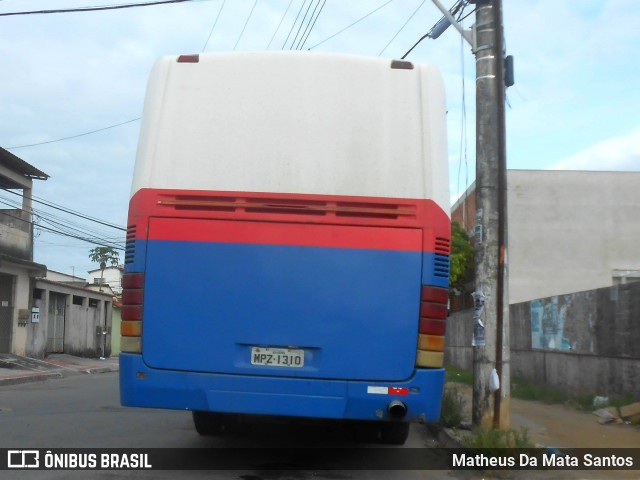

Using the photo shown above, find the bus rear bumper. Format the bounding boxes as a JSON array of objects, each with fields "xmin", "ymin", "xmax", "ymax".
[{"xmin": 119, "ymin": 353, "xmax": 445, "ymax": 422}]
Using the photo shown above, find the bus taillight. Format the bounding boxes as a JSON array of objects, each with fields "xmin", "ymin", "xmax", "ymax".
[
  {"xmin": 416, "ymin": 286, "xmax": 448, "ymax": 368},
  {"xmin": 121, "ymin": 273, "xmax": 145, "ymax": 353}
]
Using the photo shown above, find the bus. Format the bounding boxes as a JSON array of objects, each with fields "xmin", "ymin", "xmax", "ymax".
[{"xmin": 120, "ymin": 52, "xmax": 450, "ymax": 445}]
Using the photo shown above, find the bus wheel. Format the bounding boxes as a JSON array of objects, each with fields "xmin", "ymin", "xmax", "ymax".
[
  {"xmin": 379, "ymin": 422, "xmax": 410, "ymax": 445},
  {"xmin": 192, "ymin": 411, "xmax": 226, "ymax": 436}
]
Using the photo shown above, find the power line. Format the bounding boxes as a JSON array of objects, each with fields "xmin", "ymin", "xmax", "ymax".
[
  {"xmin": 289, "ymin": 0, "xmax": 316, "ymax": 50},
  {"xmin": 0, "ymin": 0, "xmax": 194, "ymax": 17},
  {"xmin": 378, "ymin": 0, "xmax": 425, "ymax": 56},
  {"xmin": 36, "ymin": 224, "xmax": 125, "ymax": 251},
  {"xmin": 1, "ymin": 188, "xmax": 126, "ymax": 231},
  {"xmin": 201, "ymin": 0, "xmax": 226, "ymax": 52},
  {"xmin": 297, "ymin": 0, "xmax": 326, "ymax": 50},
  {"xmin": 282, "ymin": 0, "xmax": 308, "ymax": 49},
  {"xmin": 6, "ymin": 118, "xmax": 140, "ymax": 150},
  {"xmin": 400, "ymin": 0, "xmax": 468, "ymax": 59},
  {"xmin": 233, "ymin": 0, "xmax": 258, "ymax": 50},
  {"xmin": 266, "ymin": 0, "xmax": 294, "ymax": 49},
  {"xmin": 0, "ymin": 200, "xmax": 124, "ymax": 250},
  {"xmin": 307, "ymin": 0, "xmax": 394, "ymax": 50}
]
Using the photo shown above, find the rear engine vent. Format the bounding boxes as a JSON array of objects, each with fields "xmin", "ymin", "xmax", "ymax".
[
  {"xmin": 125, "ymin": 225, "xmax": 137, "ymax": 265},
  {"xmin": 157, "ymin": 195, "xmax": 416, "ymax": 220},
  {"xmin": 435, "ymin": 236, "xmax": 451, "ymax": 255},
  {"xmin": 434, "ymin": 254, "xmax": 450, "ymax": 279}
]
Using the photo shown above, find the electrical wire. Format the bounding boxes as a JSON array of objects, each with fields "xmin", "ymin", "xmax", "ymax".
[
  {"xmin": 297, "ymin": 0, "xmax": 326, "ymax": 50},
  {"xmin": 378, "ymin": 0, "xmax": 425, "ymax": 56},
  {"xmin": 6, "ymin": 118, "xmax": 140, "ymax": 150},
  {"xmin": 233, "ymin": 0, "xmax": 258, "ymax": 50},
  {"xmin": 36, "ymin": 224, "xmax": 125, "ymax": 250},
  {"xmin": 0, "ymin": 194, "xmax": 125, "ymax": 243},
  {"xmin": 1, "ymin": 188, "xmax": 126, "ymax": 231},
  {"xmin": 307, "ymin": 0, "xmax": 394, "ymax": 50},
  {"xmin": 0, "ymin": 200, "xmax": 124, "ymax": 250},
  {"xmin": 201, "ymin": 0, "xmax": 226, "ymax": 52},
  {"xmin": 289, "ymin": 0, "xmax": 317, "ymax": 50},
  {"xmin": 282, "ymin": 0, "xmax": 311, "ymax": 50},
  {"xmin": 400, "ymin": 0, "xmax": 468, "ymax": 59},
  {"xmin": 0, "ymin": 0, "xmax": 194, "ymax": 17},
  {"xmin": 266, "ymin": 0, "xmax": 294, "ymax": 49}
]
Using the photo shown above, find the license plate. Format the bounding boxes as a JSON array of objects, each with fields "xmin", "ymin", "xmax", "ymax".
[{"xmin": 251, "ymin": 347, "xmax": 304, "ymax": 368}]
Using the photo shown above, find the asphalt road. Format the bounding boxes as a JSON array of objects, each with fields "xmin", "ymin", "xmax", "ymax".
[{"xmin": 0, "ymin": 372, "xmax": 464, "ymax": 480}]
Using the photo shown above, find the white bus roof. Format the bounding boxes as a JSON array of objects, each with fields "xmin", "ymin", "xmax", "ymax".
[{"xmin": 132, "ymin": 52, "xmax": 449, "ymax": 211}]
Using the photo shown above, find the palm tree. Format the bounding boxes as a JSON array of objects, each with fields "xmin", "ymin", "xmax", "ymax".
[{"xmin": 89, "ymin": 246, "xmax": 120, "ymax": 292}]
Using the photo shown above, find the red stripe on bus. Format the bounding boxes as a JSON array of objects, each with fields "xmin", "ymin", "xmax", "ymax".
[{"xmin": 147, "ymin": 218, "xmax": 423, "ymax": 251}]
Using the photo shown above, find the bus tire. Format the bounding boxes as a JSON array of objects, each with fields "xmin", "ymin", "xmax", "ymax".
[
  {"xmin": 192, "ymin": 411, "xmax": 226, "ymax": 436},
  {"xmin": 379, "ymin": 422, "xmax": 410, "ymax": 445}
]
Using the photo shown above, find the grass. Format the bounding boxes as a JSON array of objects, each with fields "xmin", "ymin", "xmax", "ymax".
[
  {"xmin": 445, "ymin": 364, "xmax": 473, "ymax": 385},
  {"xmin": 463, "ymin": 427, "xmax": 533, "ymax": 449},
  {"xmin": 439, "ymin": 386, "xmax": 466, "ymax": 428},
  {"xmin": 445, "ymin": 365, "xmax": 636, "ymax": 412}
]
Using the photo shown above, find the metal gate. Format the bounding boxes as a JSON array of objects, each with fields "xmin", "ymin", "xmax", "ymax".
[
  {"xmin": 0, "ymin": 274, "xmax": 14, "ymax": 353},
  {"xmin": 46, "ymin": 293, "xmax": 66, "ymax": 353}
]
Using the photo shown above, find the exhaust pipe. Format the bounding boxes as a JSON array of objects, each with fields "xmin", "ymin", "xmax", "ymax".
[{"xmin": 387, "ymin": 400, "xmax": 407, "ymax": 420}]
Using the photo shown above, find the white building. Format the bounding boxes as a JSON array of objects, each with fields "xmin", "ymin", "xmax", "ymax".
[
  {"xmin": 452, "ymin": 170, "xmax": 640, "ymax": 304},
  {"xmin": 0, "ymin": 149, "xmax": 48, "ymax": 355},
  {"xmin": 87, "ymin": 265, "xmax": 123, "ymax": 296}
]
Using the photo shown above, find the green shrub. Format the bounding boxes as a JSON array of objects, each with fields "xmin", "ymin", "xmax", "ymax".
[{"xmin": 439, "ymin": 386, "xmax": 466, "ymax": 428}]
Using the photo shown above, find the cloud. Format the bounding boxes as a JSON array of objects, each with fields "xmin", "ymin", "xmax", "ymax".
[{"xmin": 549, "ymin": 127, "xmax": 640, "ymax": 171}]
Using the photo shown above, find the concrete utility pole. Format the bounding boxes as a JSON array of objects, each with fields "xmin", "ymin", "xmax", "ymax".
[{"xmin": 471, "ymin": 0, "xmax": 510, "ymax": 429}]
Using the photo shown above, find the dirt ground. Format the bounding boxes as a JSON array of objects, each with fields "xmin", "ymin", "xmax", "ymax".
[
  {"xmin": 449, "ymin": 382, "xmax": 640, "ymax": 448},
  {"xmin": 447, "ymin": 383, "xmax": 640, "ymax": 479}
]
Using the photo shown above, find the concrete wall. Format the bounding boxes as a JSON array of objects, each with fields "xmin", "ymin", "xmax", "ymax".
[
  {"xmin": 445, "ymin": 281, "xmax": 640, "ymax": 399},
  {"xmin": 29, "ymin": 280, "xmax": 113, "ymax": 359},
  {"xmin": 111, "ymin": 305, "xmax": 121, "ymax": 356},
  {"xmin": 509, "ymin": 170, "xmax": 640, "ymax": 304},
  {"xmin": 0, "ymin": 210, "xmax": 31, "ymax": 260},
  {"xmin": 451, "ymin": 171, "xmax": 640, "ymax": 305}
]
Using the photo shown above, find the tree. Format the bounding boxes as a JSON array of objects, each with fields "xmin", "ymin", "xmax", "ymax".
[
  {"xmin": 89, "ymin": 246, "xmax": 120, "ymax": 292},
  {"xmin": 450, "ymin": 221, "xmax": 474, "ymax": 294}
]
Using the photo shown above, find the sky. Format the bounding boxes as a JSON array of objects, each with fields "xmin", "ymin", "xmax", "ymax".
[{"xmin": 1, "ymin": 0, "xmax": 639, "ymax": 278}]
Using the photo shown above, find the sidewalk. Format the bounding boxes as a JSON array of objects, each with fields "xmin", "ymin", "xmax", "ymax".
[
  {"xmin": 442, "ymin": 382, "xmax": 640, "ymax": 449},
  {"xmin": 0, "ymin": 353, "xmax": 119, "ymax": 386}
]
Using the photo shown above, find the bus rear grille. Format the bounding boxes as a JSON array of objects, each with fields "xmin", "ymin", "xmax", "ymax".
[
  {"xmin": 435, "ymin": 236, "xmax": 451, "ymax": 255},
  {"xmin": 434, "ymin": 254, "xmax": 450, "ymax": 279},
  {"xmin": 157, "ymin": 195, "xmax": 416, "ymax": 219},
  {"xmin": 125, "ymin": 225, "xmax": 137, "ymax": 265}
]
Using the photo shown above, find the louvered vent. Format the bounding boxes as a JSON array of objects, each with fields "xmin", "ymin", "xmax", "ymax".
[
  {"xmin": 157, "ymin": 195, "xmax": 416, "ymax": 220},
  {"xmin": 434, "ymin": 254, "xmax": 450, "ymax": 279},
  {"xmin": 435, "ymin": 236, "xmax": 451, "ymax": 255},
  {"xmin": 125, "ymin": 225, "xmax": 137, "ymax": 265}
]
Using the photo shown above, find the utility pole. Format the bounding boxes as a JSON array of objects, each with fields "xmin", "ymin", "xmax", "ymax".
[
  {"xmin": 471, "ymin": 0, "xmax": 510, "ymax": 429},
  {"xmin": 428, "ymin": 0, "xmax": 510, "ymax": 429}
]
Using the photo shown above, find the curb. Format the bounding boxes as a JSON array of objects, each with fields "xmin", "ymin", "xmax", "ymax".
[
  {"xmin": 83, "ymin": 367, "xmax": 119, "ymax": 375},
  {"xmin": 0, "ymin": 371, "xmax": 63, "ymax": 387},
  {"xmin": 427, "ymin": 424, "xmax": 466, "ymax": 448}
]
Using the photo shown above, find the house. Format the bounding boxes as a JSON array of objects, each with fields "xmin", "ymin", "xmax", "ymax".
[
  {"xmin": 87, "ymin": 265, "xmax": 123, "ymax": 296},
  {"xmin": 0, "ymin": 148, "xmax": 48, "ymax": 355},
  {"xmin": 451, "ymin": 170, "xmax": 640, "ymax": 304},
  {"xmin": 0, "ymin": 150, "xmax": 115, "ymax": 358},
  {"xmin": 31, "ymin": 279, "xmax": 113, "ymax": 358}
]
